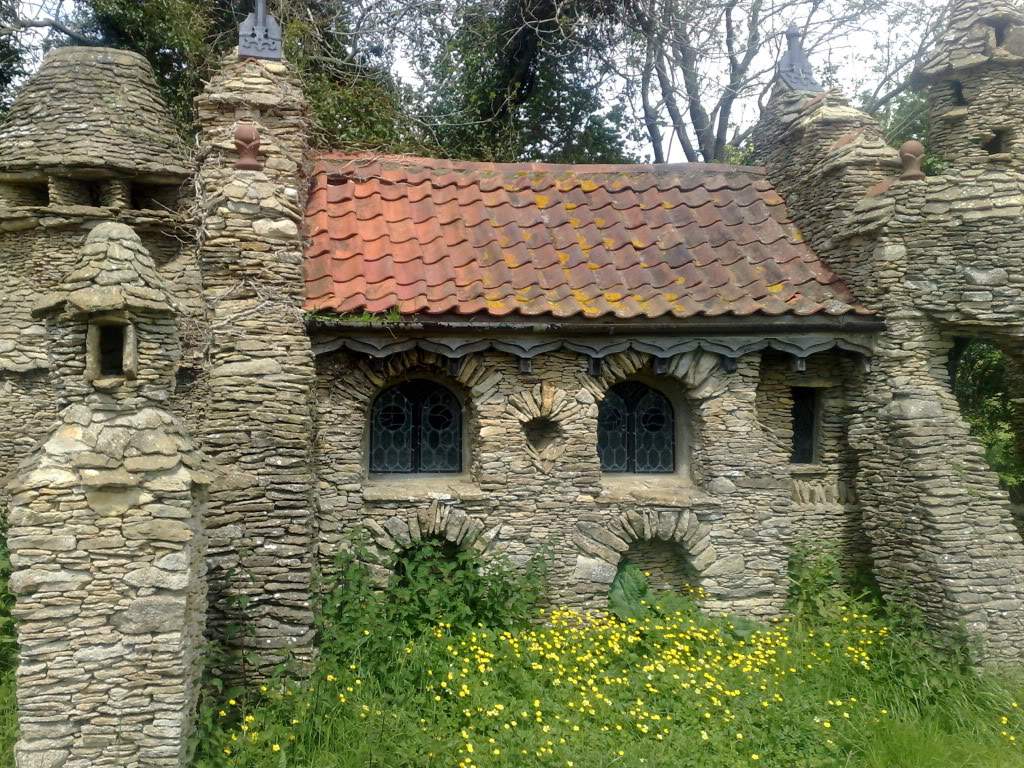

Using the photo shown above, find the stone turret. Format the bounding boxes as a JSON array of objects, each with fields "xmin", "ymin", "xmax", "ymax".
[
  {"xmin": 753, "ymin": 27, "xmax": 900, "ymax": 283},
  {"xmin": 6, "ymin": 222, "xmax": 208, "ymax": 768},
  {"xmin": 192, "ymin": 44, "xmax": 317, "ymax": 671},
  {"xmin": 915, "ymin": 0, "xmax": 1024, "ymax": 168},
  {"xmin": 0, "ymin": 46, "xmax": 202, "ymax": 530},
  {"xmin": 0, "ymin": 46, "xmax": 188, "ymax": 208}
]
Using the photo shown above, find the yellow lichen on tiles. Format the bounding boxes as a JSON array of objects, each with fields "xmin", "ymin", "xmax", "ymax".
[
  {"xmin": 587, "ymin": 262, "xmax": 601, "ymax": 271},
  {"xmin": 602, "ymin": 238, "xmax": 615, "ymax": 250},
  {"xmin": 595, "ymin": 217, "xmax": 606, "ymax": 228},
  {"xmin": 767, "ymin": 283, "xmax": 784, "ymax": 293},
  {"xmin": 557, "ymin": 251, "xmax": 570, "ymax": 264},
  {"xmin": 580, "ymin": 180, "xmax": 599, "ymax": 193},
  {"xmin": 569, "ymin": 218, "xmax": 582, "ymax": 229},
  {"xmin": 565, "ymin": 202, "xmax": 578, "ymax": 210},
  {"xmin": 535, "ymin": 193, "xmax": 550, "ymax": 208},
  {"xmin": 604, "ymin": 292, "xmax": 623, "ymax": 303}
]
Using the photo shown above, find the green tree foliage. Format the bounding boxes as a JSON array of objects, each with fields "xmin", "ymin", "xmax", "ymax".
[
  {"xmin": 412, "ymin": 0, "xmax": 635, "ymax": 161},
  {"xmin": 0, "ymin": 1, "xmax": 27, "ymax": 111},
  {"xmin": 951, "ymin": 339, "xmax": 1024, "ymax": 504},
  {"xmin": 69, "ymin": 0, "xmax": 427, "ymax": 151}
]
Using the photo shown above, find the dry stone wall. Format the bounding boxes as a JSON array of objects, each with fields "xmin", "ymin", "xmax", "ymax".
[
  {"xmin": 315, "ymin": 347, "xmax": 803, "ymax": 617},
  {"xmin": 753, "ymin": 60, "xmax": 1024, "ymax": 658},
  {"xmin": 7, "ymin": 223, "xmax": 208, "ymax": 768},
  {"xmin": 194, "ymin": 52, "xmax": 317, "ymax": 670}
]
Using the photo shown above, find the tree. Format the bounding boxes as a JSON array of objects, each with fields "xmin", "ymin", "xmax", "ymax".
[{"xmin": 0, "ymin": 0, "xmax": 948, "ymax": 162}]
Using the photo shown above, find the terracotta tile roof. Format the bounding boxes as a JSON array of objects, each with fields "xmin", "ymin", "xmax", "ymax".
[{"xmin": 304, "ymin": 153, "xmax": 868, "ymax": 320}]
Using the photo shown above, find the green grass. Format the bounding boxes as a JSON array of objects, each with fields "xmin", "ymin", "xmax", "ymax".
[
  {"xmin": 185, "ymin": 545, "xmax": 1024, "ymax": 768},
  {"xmin": 0, "ymin": 543, "xmax": 1023, "ymax": 767}
]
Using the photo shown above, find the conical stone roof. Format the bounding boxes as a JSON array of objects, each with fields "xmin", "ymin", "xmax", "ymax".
[
  {"xmin": 916, "ymin": 0, "xmax": 1024, "ymax": 82},
  {"xmin": 0, "ymin": 47, "xmax": 189, "ymax": 182},
  {"xmin": 33, "ymin": 222, "xmax": 177, "ymax": 319}
]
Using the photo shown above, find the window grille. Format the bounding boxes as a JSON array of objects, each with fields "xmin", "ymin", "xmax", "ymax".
[
  {"xmin": 598, "ymin": 381, "xmax": 675, "ymax": 473},
  {"xmin": 370, "ymin": 380, "xmax": 462, "ymax": 473}
]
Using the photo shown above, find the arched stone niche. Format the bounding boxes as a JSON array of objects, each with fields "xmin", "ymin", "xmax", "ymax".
[
  {"xmin": 507, "ymin": 382, "xmax": 582, "ymax": 473},
  {"xmin": 573, "ymin": 508, "xmax": 742, "ymax": 600},
  {"xmin": 355, "ymin": 499, "xmax": 513, "ymax": 583}
]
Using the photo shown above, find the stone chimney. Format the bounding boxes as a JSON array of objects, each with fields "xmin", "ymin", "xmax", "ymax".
[
  {"xmin": 7, "ymin": 222, "xmax": 208, "ymax": 768},
  {"xmin": 914, "ymin": 0, "xmax": 1024, "ymax": 169},
  {"xmin": 192, "ymin": 17, "xmax": 317, "ymax": 670}
]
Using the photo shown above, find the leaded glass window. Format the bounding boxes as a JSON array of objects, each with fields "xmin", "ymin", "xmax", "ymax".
[
  {"xmin": 598, "ymin": 381, "xmax": 675, "ymax": 473},
  {"xmin": 370, "ymin": 380, "xmax": 462, "ymax": 473}
]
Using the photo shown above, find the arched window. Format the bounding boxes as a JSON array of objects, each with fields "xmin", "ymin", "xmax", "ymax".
[
  {"xmin": 598, "ymin": 381, "xmax": 675, "ymax": 473},
  {"xmin": 370, "ymin": 380, "xmax": 462, "ymax": 473}
]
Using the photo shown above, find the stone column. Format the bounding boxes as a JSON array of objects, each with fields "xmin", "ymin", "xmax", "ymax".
[
  {"xmin": 194, "ymin": 51, "xmax": 317, "ymax": 670},
  {"xmin": 690, "ymin": 354, "xmax": 793, "ymax": 617},
  {"xmin": 848, "ymin": 313, "xmax": 1024, "ymax": 661}
]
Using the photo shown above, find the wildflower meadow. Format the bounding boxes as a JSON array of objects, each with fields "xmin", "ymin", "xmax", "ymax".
[{"xmin": 182, "ymin": 541, "xmax": 1024, "ymax": 768}]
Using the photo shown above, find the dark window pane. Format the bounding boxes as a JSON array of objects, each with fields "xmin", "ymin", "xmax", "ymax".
[
  {"xmin": 418, "ymin": 386, "xmax": 462, "ymax": 472},
  {"xmin": 791, "ymin": 387, "xmax": 819, "ymax": 464},
  {"xmin": 598, "ymin": 388, "xmax": 630, "ymax": 472},
  {"xmin": 634, "ymin": 387, "xmax": 674, "ymax": 472},
  {"xmin": 370, "ymin": 380, "xmax": 462, "ymax": 473},
  {"xmin": 98, "ymin": 325, "xmax": 125, "ymax": 376},
  {"xmin": 599, "ymin": 381, "xmax": 675, "ymax": 473}
]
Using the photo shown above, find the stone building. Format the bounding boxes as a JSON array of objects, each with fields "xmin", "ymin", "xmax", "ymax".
[{"xmin": 0, "ymin": 0, "xmax": 1023, "ymax": 763}]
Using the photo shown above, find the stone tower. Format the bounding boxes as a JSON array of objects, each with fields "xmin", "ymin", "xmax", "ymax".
[
  {"xmin": 0, "ymin": 46, "xmax": 196, "ymax": 523},
  {"xmin": 754, "ymin": 5, "xmax": 1024, "ymax": 662},
  {"xmin": 6, "ymin": 222, "xmax": 207, "ymax": 768},
  {"xmin": 916, "ymin": 0, "xmax": 1024, "ymax": 169},
  {"xmin": 192, "ymin": 50, "xmax": 317, "ymax": 670}
]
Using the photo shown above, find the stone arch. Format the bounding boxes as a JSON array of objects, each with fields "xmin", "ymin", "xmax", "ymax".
[
  {"xmin": 573, "ymin": 509, "xmax": 740, "ymax": 594},
  {"xmin": 506, "ymin": 381, "xmax": 585, "ymax": 473},
  {"xmin": 357, "ymin": 501, "xmax": 512, "ymax": 582},
  {"xmin": 356, "ymin": 349, "xmax": 506, "ymax": 405},
  {"xmin": 352, "ymin": 350, "xmax": 506, "ymax": 476},
  {"xmin": 580, "ymin": 349, "xmax": 728, "ymax": 402}
]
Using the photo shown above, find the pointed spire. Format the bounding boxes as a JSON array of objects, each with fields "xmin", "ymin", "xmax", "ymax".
[
  {"xmin": 239, "ymin": 0, "xmax": 283, "ymax": 60},
  {"xmin": 777, "ymin": 23, "xmax": 824, "ymax": 93},
  {"xmin": 916, "ymin": 0, "xmax": 1024, "ymax": 82}
]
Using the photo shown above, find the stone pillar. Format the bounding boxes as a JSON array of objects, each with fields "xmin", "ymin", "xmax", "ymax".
[
  {"xmin": 848, "ymin": 313, "xmax": 1024, "ymax": 661},
  {"xmin": 194, "ymin": 51, "xmax": 317, "ymax": 670},
  {"xmin": 7, "ymin": 223, "xmax": 208, "ymax": 768},
  {"xmin": 689, "ymin": 354, "xmax": 792, "ymax": 617}
]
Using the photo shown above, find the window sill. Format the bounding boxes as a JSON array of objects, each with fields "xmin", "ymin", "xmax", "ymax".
[
  {"xmin": 789, "ymin": 464, "xmax": 827, "ymax": 476},
  {"xmin": 597, "ymin": 475, "xmax": 710, "ymax": 507},
  {"xmin": 362, "ymin": 476, "xmax": 485, "ymax": 503}
]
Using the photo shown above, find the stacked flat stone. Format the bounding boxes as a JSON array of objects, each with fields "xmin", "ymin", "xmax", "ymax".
[
  {"xmin": 315, "ymin": 347, "xmax": 795, "ymax": 619},
  {"xmin": 916, "ymin": 0, "xmax": 1024, "ymax": 167},
  {"xmin": 0, "ymin": 47, "xmax": 188, "ymax": 182},
  {"xmin": 751, "ymin": 0, "xmax": 1024, "ymax": 662},
  {"xmin": 194, "ymin": 51, "xmax": 317, "ymax": 671},
  {"xmin": 7, "ymin": 222, "xmax": 208, "ymax": 768},
  {"xmin": 0, "ymin": 46, "xmax": 203, "ymax": 549}
]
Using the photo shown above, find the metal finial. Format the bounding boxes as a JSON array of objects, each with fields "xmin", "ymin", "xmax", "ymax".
[
  {"xmin": 777, "ymin": 22, "xmax": 823, "ymax": 93},
  {"xmin": 239, "ymin": 0, "xmax": 283, "ymax": 61}
]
